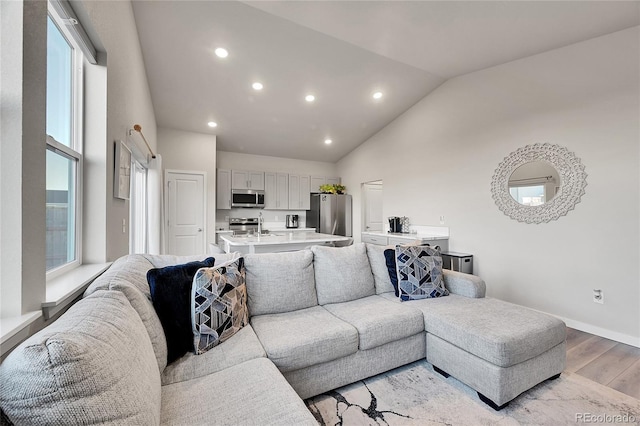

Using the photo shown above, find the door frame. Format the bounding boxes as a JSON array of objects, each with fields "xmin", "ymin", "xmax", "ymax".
[
  {"xmin": 361, "ymin": 180, "xmax": 383, "ymax": 232},
  {"xmin": 164, "ymin": 169, "xmax": 207, "ymax": 255}
]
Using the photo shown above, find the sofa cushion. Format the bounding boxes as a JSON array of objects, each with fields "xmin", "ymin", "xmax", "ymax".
[
  {"xmin": 161, "ymin": 325, "xmax": 266, "ymax": 385},
  {"xmin": 0, "ymin": 290, "xmax": 161, "ymax": 425},
  {"xmin": 160, "ymin": 358, "xmax": 317, "ymax": 426},
  {"xmin": 245, "ymin": 250, "xmax": 318, "ymax": 316},
  {"xmin": 392, "ymin": 294, "xmax": 566, "ymax": 367},
  {"xmin": 311, "ymin": 243, "xmax": 375, "ymax": 305},
  {"xmin": 251, "ymin": 306, "xmax": 358, "ymax": 372},
  {"xmin": 85, "ymin": 254, "xmax": 169, "ymax": 372},
  {"xmin": 365, "ymin": 243, "xmax": 396, "ymax": 294},
  {"xmin": 395, "ymin": 245, "xmax": 448, "ymax": 301},
  {"xmin": 323, "ymin": 295, "xmax": 424, "ymax": 350},
  {"xmin": 148, "ymin": 257, "xmax": 216, "ymax": 364},
  {"xmin": 192, "ymin": 257, "xmax": 248, "ymax": 354}
]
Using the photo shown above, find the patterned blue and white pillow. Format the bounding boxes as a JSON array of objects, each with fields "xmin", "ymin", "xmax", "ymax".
[
  {"xmin": 191, "ymin": 256, "xmax": 248, "ymax": 354},
  {"xmin": 395, "ymin": 245, "xmax": 448, "ymax": 301}
]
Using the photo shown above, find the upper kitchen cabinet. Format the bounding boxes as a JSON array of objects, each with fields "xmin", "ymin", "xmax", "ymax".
[
  {"xmin": 289, "ymin": 174, "xmax": 311, "ymax": 210},
  {"xmin": 217, "ymin": 169, "xmax": 232, "ymax": 209},
  {"xmin": 264, "ymin": 172, "xmax": 289, "ymax": 210},
  {"xmin": 231, "ymin": 170, "xmax": 265, "ymax": 190},
  {"xmin": 326, "ymin": 177, "xmax": 341, "ymax": 186},
  {"xmin": 310, "ymin": 176, "xmax": 342, "ymax": 192}
]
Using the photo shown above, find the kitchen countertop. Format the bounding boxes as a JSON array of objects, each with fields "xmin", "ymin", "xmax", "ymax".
[
  {"xmin": 361, "ymin": 231, "xmax": 448, "ymax": 240},
  {"xmin": 218, "ymin": 232, "xmax": 350, "ymax": 254},
  {"xmin": 216, "ymin": 227, "xmax": 316, "ymax": 233}
]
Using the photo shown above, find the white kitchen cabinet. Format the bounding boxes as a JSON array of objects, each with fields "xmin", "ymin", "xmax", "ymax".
[
  {"xmin": 276, "ymin": 173, "xmax": 289, "ymax": 209},
  {"xmin": 264, "ymin": 172, "xmax": 289, "ymax": 210},
  {"xmin": 361, "ymin": 234, "xmax": 388, "ymax": 245},
  {"xmin": 310, "ymin": 176, "xmax": 341, "ymax": 193},
  {"xmin": 300, "ymin": 175, "xmax": 310, "ymax": 210},
  {"xmin": 361, "ymin": 232, "xmax": 449, "ymax": 252},
  {"xmin": 326, "ymin": 176, "xmax": 341, "ymax": 186},
  {"xmin": 231, "ymin": 170, "xmax": 265, "ymax": 190},
  {"xmin": 310, "ymin": 176, "xmax": 324, "ymax": 193},
  {"xmin": 216, "ymin": 169, "xmax": 231, "ymax": 209},
  {"xmin": 288, "ymin": 174, "xmax": 311, "ymax": 210}
]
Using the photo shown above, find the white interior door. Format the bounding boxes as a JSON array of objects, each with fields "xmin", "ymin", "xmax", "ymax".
[
  {"xmin": 363, "ymin": 181, "xmax": 383, "ymax": 232},
  {"xmin": 166, "ymin": 170, "xmax": 206, "ymax": 255}
]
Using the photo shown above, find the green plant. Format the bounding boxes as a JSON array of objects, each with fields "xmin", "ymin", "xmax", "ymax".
[
  {"xmin": 319, "ymin": 184, "xmax": 346, "ymax": 194},
  {"xmin": 319, "ymin": 184, "xmax": 336, "ymax": 194}
]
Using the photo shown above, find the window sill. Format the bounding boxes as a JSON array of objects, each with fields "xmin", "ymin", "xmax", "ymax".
[
  {"xmin": 43, "ymin": 262, "xmax": 112, "ymax": 320},
  {"xmin": 0, "ymin": 263, "xmax": 111, "ymax": 357},
  {"xmin": 0, "ymin": 311, "xmax": 43, "ymax": 356}
]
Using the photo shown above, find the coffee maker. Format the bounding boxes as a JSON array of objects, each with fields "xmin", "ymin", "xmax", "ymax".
[
  {"xmin": 388, "ymin": 217, "xmax": 402, "ymax": 233},
  {"xmin": 286, "ymin": 214, "xmax": 299, "ymax": 229}
]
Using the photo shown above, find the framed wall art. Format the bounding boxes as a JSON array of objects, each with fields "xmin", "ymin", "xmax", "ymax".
[{"xmin": 114, "ymin": 140, "xmax": 132, "ymax": 200}]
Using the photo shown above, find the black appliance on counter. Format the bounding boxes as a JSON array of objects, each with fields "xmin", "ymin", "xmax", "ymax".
[
  {"xmin": 388, "ymin": 217, "xmax": 402, "ymax": 233},
  {"xmin": 286, "ymin": 214, "xmax": 299, "ymax": 228}
]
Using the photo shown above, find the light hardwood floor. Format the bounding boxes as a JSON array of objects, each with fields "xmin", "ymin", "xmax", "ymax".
[{"xmin": 566, "ymin": 327, "xmax": 640, "ymax": 400}]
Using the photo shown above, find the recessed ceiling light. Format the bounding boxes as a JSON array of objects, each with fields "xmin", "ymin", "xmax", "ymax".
[
  {"xmin": 324, "ymin": 139, "xmax": 332, "ymax": 145},
  {"xmin": 373, "ymin": 91, "xmax": 383, "ymax": 99},
  {"xmin": 207, "ymin": 121, "xmax": 218, "ymax": 128},
  {"xmin": 252, "ymin": 82, "xmax": 263, "ymax": 91},
  {"xmin": 214, "ymin": 47, "xmax": 228, "ymax": 58},
  {"xmin": 305, "ymin": 94, "xmax": 315, "ymax": 102}
]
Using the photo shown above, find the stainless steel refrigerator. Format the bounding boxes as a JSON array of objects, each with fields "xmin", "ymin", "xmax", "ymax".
[{"xmin": 306, "ymin": 194, "xmax": 352, "ymax": 237}]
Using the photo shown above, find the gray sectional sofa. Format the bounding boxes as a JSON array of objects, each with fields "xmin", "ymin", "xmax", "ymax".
[{"xmin": 0, "ymin": 243, "xmax": 566, "ymax": 424}]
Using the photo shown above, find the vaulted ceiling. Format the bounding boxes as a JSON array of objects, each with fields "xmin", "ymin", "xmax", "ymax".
[{"xmin": 132, "ymin": 1, "xmax": 639, "ymax": 162}]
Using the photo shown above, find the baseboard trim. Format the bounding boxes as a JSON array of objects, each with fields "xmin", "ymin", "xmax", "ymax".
[{"xmin": 553, "ymin": 315, "xmax": 639, "ymax": 348}]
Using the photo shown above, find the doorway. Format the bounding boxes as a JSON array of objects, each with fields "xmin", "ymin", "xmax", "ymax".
[
  {"xmin": 362, "ymin": 180, "xmax": 383, "ymax": 232},
  {"xmin": 165, "ymin": 170, "xmax": 206, "ymax": 255}
]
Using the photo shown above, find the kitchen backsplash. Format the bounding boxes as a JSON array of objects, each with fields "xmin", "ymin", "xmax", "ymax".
[{"xmin": 216, "ymin": 209, "xmax": 307, "ymax": 230}]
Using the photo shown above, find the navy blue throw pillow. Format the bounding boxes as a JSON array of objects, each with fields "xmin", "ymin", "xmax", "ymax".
[
  {"xmin": 147, "ymin": 257, "xmax": 215, "ymax": 364},
  {"xmin": 384, "ymin": 249, "xmax": 400, "ymax": 297}
]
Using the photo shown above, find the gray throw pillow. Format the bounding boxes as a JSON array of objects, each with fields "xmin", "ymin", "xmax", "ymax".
[{"xmin": 311, "ymin": 243, "xmax": 375, "ymax": 305}]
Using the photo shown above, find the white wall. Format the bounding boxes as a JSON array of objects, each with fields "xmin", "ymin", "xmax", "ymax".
[
  {"xmin": 80, "ymin": 0, "xmax": 157, "ymax": 261},
  {"xmin": 338, "ymin": 28, "xmax": 640, "ymax": 345},
  {"xmin": 158, "ymin": 128, "xmax": 217, "ymax": 245}
]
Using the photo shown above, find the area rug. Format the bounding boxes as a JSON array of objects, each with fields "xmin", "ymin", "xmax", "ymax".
[{"xmin": 305, "ymin": 361, "xmax": 640, "ymax": 425}]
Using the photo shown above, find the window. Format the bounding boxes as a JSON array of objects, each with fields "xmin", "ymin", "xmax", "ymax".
[
  {"xmin": 46, "ymin": 9, "xmax": 83, "ymax": 276},
  {"xmin": 509, "ymin": 185, "xmax": 545, "ymax": 206},
  {"xmin": 130, "ymin": 161, "xmax": 148, "ymax": 254}
]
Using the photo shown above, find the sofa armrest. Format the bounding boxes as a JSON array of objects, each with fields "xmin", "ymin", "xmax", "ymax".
[{"xmin": 443, "ymin": 269, "xmax": 486, "ymax": 298}]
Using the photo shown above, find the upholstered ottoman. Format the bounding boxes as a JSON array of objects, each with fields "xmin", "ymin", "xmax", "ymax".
[{"xmin": 418, "ymin": 295, "xmax": 565, "ymax": 410}]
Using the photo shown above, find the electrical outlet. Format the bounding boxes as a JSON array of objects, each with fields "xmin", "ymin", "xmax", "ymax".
[
  {"xmin": 275, "ymin": 216, "xmax": 279, "ymax": 221},
  {"xmin": 122, "ymin": 218, "xmax": 126, "ymax": 234},
  {"xmin": 439, "ymin": 215, "xmax": 445, "ymax": 225},
  {"xmin": 593, "ymin": 289, "xmax": 604, "ymax": 304}
]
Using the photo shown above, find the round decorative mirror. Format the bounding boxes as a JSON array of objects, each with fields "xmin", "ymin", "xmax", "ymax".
[{"xmin": 491, "ymin": 143, "xmax": 587, "ymax": 224}]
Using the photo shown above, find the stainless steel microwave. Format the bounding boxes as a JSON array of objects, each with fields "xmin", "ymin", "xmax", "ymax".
[{"xmin": 231, "ymin": 189, "xmax": 265, "ymax": 208}]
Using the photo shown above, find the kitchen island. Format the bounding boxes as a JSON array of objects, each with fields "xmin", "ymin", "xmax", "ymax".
[{"xmin": 216, "ymin": 232, "xmax": 351, "ymax": 254}]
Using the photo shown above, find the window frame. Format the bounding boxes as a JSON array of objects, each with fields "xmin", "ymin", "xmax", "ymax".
[
  {"xmin": 129, "ymin": 160, "xmax": 148, "ymax": 254},
  {"xmin": 45, "ymin": 4, "xmax": 84, "ymax": 280}
]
